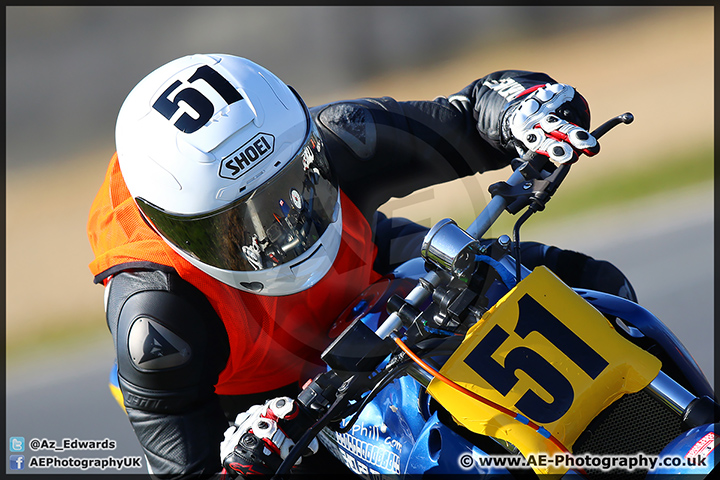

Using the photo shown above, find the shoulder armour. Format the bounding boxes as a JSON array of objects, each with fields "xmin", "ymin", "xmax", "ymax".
[{"xmin": 316, "ymin": 102, "xmax": 377, "ymax": 160}]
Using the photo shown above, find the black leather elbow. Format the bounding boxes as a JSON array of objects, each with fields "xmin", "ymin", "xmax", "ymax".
[{"xmin": 114, "ymin": 287, "xmax": 226, "ymax": 414}]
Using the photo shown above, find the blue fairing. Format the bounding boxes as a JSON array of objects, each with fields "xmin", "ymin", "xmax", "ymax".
[
  {"xmin": 574, "ymin": 289, "xmax": 714, "ymax": 399},
  {"xmin": 318, "ymin": 259, "xmax": 516, "ymax": 476},
  {"xmin": 319, "ymin": 374, "xmax": 514, "ymax": 476},
  {"xmin": 318, "ymin": 375, "xmax": 418, "ymax": 476},
  {"xmin": 317, "ymin": 260, "xmax": 716, "ymax": 478},
  {"xmin": 391, "ymin": 261, "xmax": 712, "ymax": 400},
  {"xmin": 405, "ymin": 412, "xmax": 511, "ymax": 476}
]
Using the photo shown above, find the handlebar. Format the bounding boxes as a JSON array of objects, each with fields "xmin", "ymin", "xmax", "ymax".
[
  {"xmin": 465, "ymin": 167, "xmax": 526, "ymax": 239},
  {"xmin": 466, "ymin": 112, "xmax": 634, "ymax": 240},
  {"xmin": 380, "ymin": 112, "xmax": 634, "ymax": 338}
]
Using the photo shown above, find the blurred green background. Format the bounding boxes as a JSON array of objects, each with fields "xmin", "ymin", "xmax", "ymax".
[{"xmin": 5, "ymin": 6, "xmax": 713, "ymax": 362}]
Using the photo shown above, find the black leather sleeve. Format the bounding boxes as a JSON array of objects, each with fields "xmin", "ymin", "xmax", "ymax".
[
  {"xmin": 371, "ymin": 212, "xmax": 429, "ymax": 274},
  {"xmin": 106, "ymin": 269, "xmax": 231, "ymax": 479},
  {"xmin": 311, "ymin": 70, "xmax": 561, "ymax": 222}
]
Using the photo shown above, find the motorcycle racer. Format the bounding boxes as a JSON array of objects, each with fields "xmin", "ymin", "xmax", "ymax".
[{"xmin": 87, "ymin": 54, "xmax": 636, "ymax": 478}]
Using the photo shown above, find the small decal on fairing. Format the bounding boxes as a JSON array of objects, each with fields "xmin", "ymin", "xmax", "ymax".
[
  {"xmin": 685, "ymin": 432, "xmax": 716, "ymax": 460},
  {"xmin": 334, "ymin": 430, "xmax": 401, "ymax": 474}
]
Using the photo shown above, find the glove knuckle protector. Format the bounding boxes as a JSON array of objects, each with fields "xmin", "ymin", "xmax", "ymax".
[
  {"xmin": 539, "ymin": 114, "xmax": 563, "ymax": 132},
  {"xmin": 267, "ymin": 397, "xmax": 295, "ymax": 419},
  {"xmin": 505, "ymin": 82, "xmax": 598, "ymax": 163},
  {"xmin": 220, "ymin": 397, "xmax": 318, "ymax": 477},
  {"xmin": 545, "ymin": 139, "xmax": 576, "ymax": 164},
  {"xmin": 251, "ymin": 417, "xmax": 278, "ymax": 439}
]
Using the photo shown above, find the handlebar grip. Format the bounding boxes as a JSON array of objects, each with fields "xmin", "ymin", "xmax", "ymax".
[{"xmin": 465, "ymin": 168, "xmax": 526, "ymax": 239}]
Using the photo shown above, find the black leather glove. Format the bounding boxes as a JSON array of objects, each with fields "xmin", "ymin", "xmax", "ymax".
[
  {"xmin": 502, "ymin": 83, "xmax": 599, "ymax": 164},
  {"xmin": 220, "ymin": 397, "xmax": 318, "ymax": 477}
]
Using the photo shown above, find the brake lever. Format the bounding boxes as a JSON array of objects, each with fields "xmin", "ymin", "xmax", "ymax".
[
  {"xmin": 535, "ymin": 111, "xmax": 635, "ymax": 205},
  {"xmin": 507, "ymin": 112, "xmax": 635, "ymax": 282},
  {"xmin": 527, "ymin": 112, "xmax": 635, "ymax": 188},
  {"xmin": 592, "ymin": 112, "xmax": 634, "ymax": 138}
]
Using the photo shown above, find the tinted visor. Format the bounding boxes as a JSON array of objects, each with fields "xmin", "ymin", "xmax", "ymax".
[{"xmin": 137, "ymin": 120, "xmax": 339, "ymax": 272}]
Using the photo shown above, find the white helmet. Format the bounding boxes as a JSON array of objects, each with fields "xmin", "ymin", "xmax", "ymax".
[{"xmin": 115, "ymin": 54, "xmax": 342, "ymax": 296}]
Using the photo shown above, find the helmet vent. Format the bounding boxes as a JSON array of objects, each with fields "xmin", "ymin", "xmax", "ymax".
[{"xmin": 240, "ymin": 281, "xmax": 264, "ymax": 292}]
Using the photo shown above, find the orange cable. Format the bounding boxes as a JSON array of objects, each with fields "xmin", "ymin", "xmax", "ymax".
[{"xmin": 392, "ymin": 334, "xmax": 571, "ymax": 455}]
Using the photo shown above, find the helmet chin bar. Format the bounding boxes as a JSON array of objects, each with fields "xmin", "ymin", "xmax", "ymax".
[{"xmin": 167, "ymin": 196, "xmax": 343, "ymax": 296}]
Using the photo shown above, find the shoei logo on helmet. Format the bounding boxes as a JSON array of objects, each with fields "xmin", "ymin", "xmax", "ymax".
[{"xmin": 219, "ymin": 133, "xmax": 275, "ymax": 180}]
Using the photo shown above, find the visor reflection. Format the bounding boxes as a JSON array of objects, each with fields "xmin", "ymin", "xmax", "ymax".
[{"xmin": 137, "ymin": 121, "xmax": 338, "ymax": 272}]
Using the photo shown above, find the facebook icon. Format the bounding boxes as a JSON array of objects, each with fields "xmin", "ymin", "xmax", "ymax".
[{"xmin": 9, "ymin": 455, "xmax": 25, "ymax": 470}]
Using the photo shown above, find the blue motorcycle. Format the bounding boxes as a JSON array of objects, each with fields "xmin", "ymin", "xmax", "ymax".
[{"xmin": 275, "ymin": 113, "xmax": 718, "ymax": 479}]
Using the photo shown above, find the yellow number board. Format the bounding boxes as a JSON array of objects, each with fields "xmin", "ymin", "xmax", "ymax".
[{"xmin": 427, "ymin": 266, "xmax": 661, "ymax": 475}]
